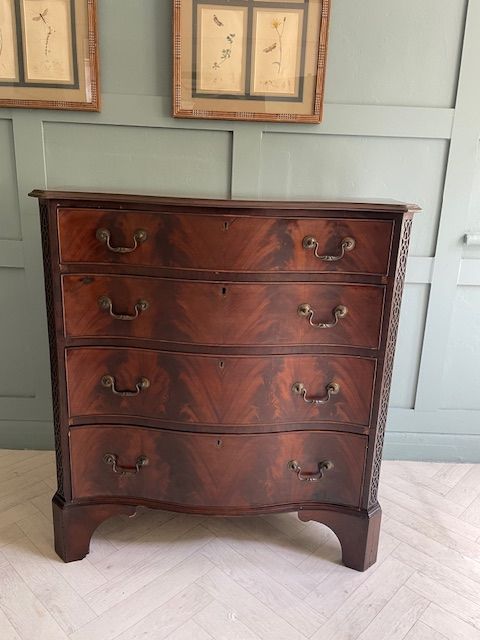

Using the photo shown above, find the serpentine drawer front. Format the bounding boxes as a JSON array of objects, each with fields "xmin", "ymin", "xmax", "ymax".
[
  {"xmin": 65, "ymin": 348, "xmax": 376, "ymax": 427},
  {"xmin": 62, "ymin": 275, "xmax": 385, "ymax": 349},
  {"xmin": 69, "ymin": 426, "xmax": 367, "ymax": 510},
  {"xmin": 32, "ymin": 190, "xmax": 418, "ymax": 571},
  {"xmin": 57, "ymin": 208, "xmax": 394, "ymax": 275}
]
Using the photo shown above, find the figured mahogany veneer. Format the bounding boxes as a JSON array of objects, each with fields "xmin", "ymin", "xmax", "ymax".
[
  {"xmin": 66, "ymin": 347, "xmax": 376, "ymax": 427},
  {"xmin": 32, "ymin": 190, "xmax": 418, "ymax": 571},
  {"xmin": 70, "ymin": 426, "xmax": 367, "ymax": 510},
  {"xmin": 65, "ymin": 348, "xmax": 376, "ymax": 427},
  {"xmin": 62, "ymin": 275, "xmax": 385, "ymax": 349},
  {"xmin": 58, "ymin": 208, "xmax": 394, "ymax": 276}
]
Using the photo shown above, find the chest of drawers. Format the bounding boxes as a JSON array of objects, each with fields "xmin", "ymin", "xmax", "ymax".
[{"xmin": 32, "ymin": 190, "xmax": 418, "ymax": 571}]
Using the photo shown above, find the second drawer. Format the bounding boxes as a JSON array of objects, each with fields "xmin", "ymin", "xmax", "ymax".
[
  {"xmin": 65, "ymin": 348, "xmax": 376, "ymax": 427},
  {"xmin": 62, "ymin": 275, "xmax": 385, "ymax": 349}
]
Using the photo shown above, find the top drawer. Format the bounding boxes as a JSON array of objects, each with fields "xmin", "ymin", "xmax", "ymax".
[{"xmin": 57, "ymin": 209, "xmax": 394, "ymax": 276}]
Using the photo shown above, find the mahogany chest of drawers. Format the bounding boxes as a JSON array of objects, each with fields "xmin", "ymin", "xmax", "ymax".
[{"xmin": 32, "ymin": 190, "xmax": 418, "ymax": 571}]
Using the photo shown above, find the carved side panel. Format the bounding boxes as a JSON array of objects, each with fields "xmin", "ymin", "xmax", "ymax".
[
  {"xmin": 40, "ymin": 202, "xmax": 64, "ymax": 498},
  {"xmin": 368, "ymin": 217, "xmax": 412, "ymax": 508}
]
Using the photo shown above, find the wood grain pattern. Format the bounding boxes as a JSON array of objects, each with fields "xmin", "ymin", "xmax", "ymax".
[
  {"xmin": 30, "ymin": 191, "xmax": 420, "ymax": 212},
  {"xmin": 299, "ymin": 505, "xmax": 382, "ymax": 572},
  {"xmin": 57, "ymin": 208, "xmax": 394, "ymax": 276},
  {"xmin": 65, "ymin": 348, "xmax": 376, "ymax": 427},
  {"xmin": 62, "ymin": 275, "xmax": 385, "ymax": 349},
  {"xmin": 32, "ymin": 190, "xmax": 417, "ymax": 571},
  {"xmin": 69, "ymin": 426, "xmax": 367, "ymax": 510}
]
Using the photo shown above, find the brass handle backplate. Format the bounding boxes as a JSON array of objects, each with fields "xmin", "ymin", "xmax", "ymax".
[
  {"xmin": 96, "ymin": 228, "xmax": 147, "ymax": 253},
  {"xmin": 302, "ymin": 236, "xmax": 355, "ymax": 262},
  {"xmin": 101, "ymin": 375, "xmax": 150, "ymax": 397},
  {"xmin": 292, "ymin": 382, "xmax": 340, "ymax": 404},
  {"xmin": 103, "ymin": 453, "xmax": 149, "ymax": 475},
  {"xmin": 98, "ymin": 296, "xmax": 149, "ymax": 321},
  {"xmin": 288, "ymin": 459, "xmax": 334, "ymax": 482},
  {"xmin": 297, "ymin": 304, "xmax": 348, "ymax": 328}
]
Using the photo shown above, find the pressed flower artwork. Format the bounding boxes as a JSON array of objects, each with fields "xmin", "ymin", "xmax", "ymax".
[
  {"xmin": 0, "ymin": 0, "xmax": 18, "ymax": 81},
  {"xmin": 0, "ymin": 0, "xmax": 99, "ymax": 110},
  {"xmin": 23, "ymin": 1, "xmax": 74, "ymax": 83},
  {"xmin": 197, "ymin": 6, "xmax": 246, "ymax": 94},
  {"xmin": 174, "ymin": 0, "xmax": 331, "ymax": 123},
  {"xmin": 252, "ymin": 10, "xmax": 304, "ymax": 97}
]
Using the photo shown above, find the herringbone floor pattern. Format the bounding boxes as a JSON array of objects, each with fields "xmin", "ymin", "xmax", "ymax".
[{"xmin": 0, "ymin": 450, "xmax": 479, "ymax": 639}]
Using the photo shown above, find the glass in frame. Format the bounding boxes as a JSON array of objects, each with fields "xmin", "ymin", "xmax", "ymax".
[{"xmin": 173, "ymin": 0, "xmax": 330, "ymax": 123}]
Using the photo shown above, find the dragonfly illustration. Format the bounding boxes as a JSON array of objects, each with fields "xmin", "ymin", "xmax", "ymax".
[{"xmin": 32, "ymin": 8, "xmax": 49, "ymax": 24}]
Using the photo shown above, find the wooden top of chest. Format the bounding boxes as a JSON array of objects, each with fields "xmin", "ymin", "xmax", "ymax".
[{"xmin": 29, "ymin": 190, "xmax": 420, "ymax": 215}]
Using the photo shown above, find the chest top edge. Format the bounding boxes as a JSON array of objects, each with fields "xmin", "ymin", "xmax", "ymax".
[{"xmin": 29, "ymin": 190, "xmax": 421, "ymax": 216}]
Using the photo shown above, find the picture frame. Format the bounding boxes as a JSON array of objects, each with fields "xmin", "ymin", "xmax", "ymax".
[
  {"xmin": 173, "ymin": 0, "xmax": 330, "ymax": 123},
  {"xmin": 0, "ymin": 0, "xmax": 99, "ymax": 111}
]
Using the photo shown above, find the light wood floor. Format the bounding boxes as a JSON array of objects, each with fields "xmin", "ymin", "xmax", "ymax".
[{"xmin": 0, "ymin": 451, "xmax": 479, "ymax": 639}]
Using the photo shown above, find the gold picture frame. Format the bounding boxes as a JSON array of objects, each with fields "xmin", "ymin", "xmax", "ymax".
[
  {"xmin": 173, "ymin": 0, "xmax": 330, "ymax": 123},
  {"xmin": 0, "ymin": 0, "xmax": 99, "ymax": 111}
]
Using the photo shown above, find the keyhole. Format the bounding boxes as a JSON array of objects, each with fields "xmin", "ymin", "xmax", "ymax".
[
  {"xmin": 221, "ymin": 287, "xmax": 227, "ymax": 296},
  {"xmin": 219, "ymin": 361, "xmax": 225, "ymax": 369},
  {"xmin": 216, "ymin": 439, "xmax": 223, "ymax": 448},
  {"xmin": 223, "ymin": 221, "xmax": 229, "ymax": 231}
]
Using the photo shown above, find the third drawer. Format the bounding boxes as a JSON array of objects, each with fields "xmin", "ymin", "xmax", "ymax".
[
  {"xmin": 65, "ymin": 347, "xmax": 377, "ymax": 427},
  {"xmin": 62, "ymin": 275, "xmax": 385, "ymax": 350}
]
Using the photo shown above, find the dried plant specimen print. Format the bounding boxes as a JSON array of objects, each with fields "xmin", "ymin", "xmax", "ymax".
[
  {"xmin": 197, "ymin": 6, "xmax": 247, "ymax": 94},
  {"xmin": 212, "ymin": 32, "xmax": 236, "ymax": 70},
  {"xmin": 0, "ymin": 0, "xmax": 99, "ymax": 111},
  {"xmin": 252, "ymin": 9, "xmax": 303, "ymax": 96},
  {"xmin": 268, "ymin": 17, "xmax": 285, "ymax": 74},
  {"xmin": 32, "ymin": 8, "xmax": 53, "ymax": 57},
  {"xmin": 0, "ymin": 0, "xmax": 18, "ymax": 80},
  {"xmin": 174, "ymin": 0, "xmax": 330, "ymax": 123},
  {"xmin": 22, "ymin": 0, "xmax": 74, "ymax": 83}
]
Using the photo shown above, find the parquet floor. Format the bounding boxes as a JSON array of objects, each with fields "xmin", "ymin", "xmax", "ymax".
[{"xmin": 0, "ymin": 450, "xmax": 480, "ymax": 639}]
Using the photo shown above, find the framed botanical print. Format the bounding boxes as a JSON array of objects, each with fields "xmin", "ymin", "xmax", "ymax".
[
  {"xmin": 0, "ymin": 0, "xmax": 99, "ymax": 110},
  {"xmin": 173, "ymin": 0, "xmax": 330, "ymax": 123}
]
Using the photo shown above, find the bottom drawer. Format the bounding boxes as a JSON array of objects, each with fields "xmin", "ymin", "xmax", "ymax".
[{"xmin": 70, "ymin": 426, "xmax": 367, "ymax": 510}]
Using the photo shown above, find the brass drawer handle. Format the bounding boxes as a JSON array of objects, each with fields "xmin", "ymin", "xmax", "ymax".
[
  {"xmin": 101, "ymin": 374, "xmax": 150, "ymax": 396},
  {"xmin": 96, "ymin": 228, "xmax": 147, "ymax": 253},
  {"xmin": 103, "ymin": 453, "xmax": 149, "ymax": 475},
  {"xmin": 297, "ymin": 303, "xmax": 348, "ymax": 328},
  {"xmin": 288, "ymin": 459, "xmax": 334, "ymax": 482},
  {"xmin": 98, "ymin": 296, "xmax": 149, "ymax": 321},
  {"xmin": 292, "ymin": 381, "xmax": 340, "ymax": 404},
  {"xmin": 303, "ymin": 236, "xmax": 355, "ymax": 262}
]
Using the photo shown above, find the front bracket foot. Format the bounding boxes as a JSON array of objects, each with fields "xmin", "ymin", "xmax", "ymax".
[
  {"xmin": 298, "ymin": 504, "xmax": 382, "ymax": 571},
  {"xmin": 52, "ymin": 494, "xmax": 136, "ymax": 562}
]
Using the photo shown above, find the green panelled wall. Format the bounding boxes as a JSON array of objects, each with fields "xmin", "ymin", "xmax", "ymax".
[{"xmin": 1, "ymin": 0, "xmax": 480, "ymax": 460}]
